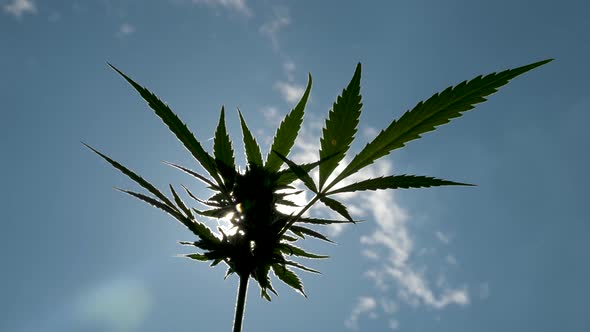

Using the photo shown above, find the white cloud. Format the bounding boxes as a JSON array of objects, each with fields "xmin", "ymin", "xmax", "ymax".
[
  {"xmin": 436, "ymin": 230, "xmax": 451, "ymax": 244},
  {"xmin": 259, "ymin": 106, "xmax": 281, "ymax": 125},
  {"xmin": 192, "ymin": 0, "xmax": 252, "ymax": 17},
  {"xmin": 388, "ymin": 266, "xmax": 469, "ymax": 309},
  {"xmin": 259, "ymin": 7, "xmax": 290, "ymax": 51},
  {"xmin": 283, "ymin": 60, "xmax": 296, "ymax": 81},
  {"xmin": 117, "ymin": 23, "xmax": 136, "ymax": 37},
  {"xmin": 388, "ymin": 319, "xmax": 400, "ymax": 330},
  {"xmin": 345, "ymin": 296, "xmax": 377, "ymax": 330},
  {"xmin": 356, "ymin": 177, "xmax": 470, "ymax": 315},
  {"xmin": 362, "ymin": 249, "xmax": 380, "ymax": 260},
  {"xmin": 446, "ymin": 254, "xmax": 457, "ymax": 265},
  {"xmin": 274, "ymin": 81, "xmax": 305, "ymax": 104},
  {"xmin": 3, "ymin": 0, "xmax": 36, "ymax": 18}
]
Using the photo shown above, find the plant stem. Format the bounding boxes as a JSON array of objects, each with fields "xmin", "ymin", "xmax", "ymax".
[{"xmin": 232, "ymin": 274, "xmax": 249, "ymax": 332}]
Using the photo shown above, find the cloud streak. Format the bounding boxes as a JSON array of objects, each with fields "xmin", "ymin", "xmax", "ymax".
[
  {"xmin": 192, "ymin": 0, "xmax": 252, "ymax": 17},
  {"xmin": 345, "ymin": 296, "xmax": 377, "ymax": 330},
  {"xmin": 117, "ymin": 23, "xmax": 136, "ymax": 37},
  {"xmin": 3, "ymin": 0, "xmax": 36, "ymax": 18},
  {"xmin": 274, "ymin": 81, "xmax": 305, "ymax": 104},
  {"xmin": 259, "ymin": 7, "xmax": 291, "ymax": 51}
]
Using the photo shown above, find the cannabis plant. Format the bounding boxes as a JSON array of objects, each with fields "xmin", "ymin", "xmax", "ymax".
[{"xmin": 85, "ymin": 59, "xmax": 551, "ymax": 331}]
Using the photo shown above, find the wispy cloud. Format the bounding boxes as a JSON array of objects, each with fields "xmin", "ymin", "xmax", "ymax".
[
  {"xmin": 192, "ymin": 0, "xmax": 252, "ymax": 17},
  {"xmin": 346, "ymin": 179, "xmax": 469, "ymax": 329},
  {"xmin": 3, "ymin": 0, "xmax": 36, "ymax": 18},
  {"xmin": 436, "ymin": 230, "xmax": 451, "ymax": 244},
  {"xmin": 446, "ymin": 254, "xmax": 458, "ymax": 265},
  {"xmin": 345, "ymin": 296, "xmax": 377, "ymax": 330},
  {"xmin": 274, "ymin": 81, "xmax": 305, "ymax": 104},
  {"xmin": 259, "ymin": 7, "xmax": 290, "ymax": 51},
  {"xmin": 283, "ymin": 60, "xmax": 297, "ymax": 81},
  {"xmin": 117, "ymin": 23, "xmax": 136, "ymax": 37},
  {"xmin": 258, "ymin": 106, "xmax": 282, "ymax": 126}
]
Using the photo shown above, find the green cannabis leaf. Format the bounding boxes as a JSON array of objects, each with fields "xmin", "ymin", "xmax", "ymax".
[
  {"xmin": 87, "ymin": 59, "xmax": 551, "ymax": 332},
  {"xmin": 265, "ymin": 74, "xmax": 312, "ymax": 173},
  {"xmin": 319, "ymin": 63, "xmax": 363, "ymax": 190}
]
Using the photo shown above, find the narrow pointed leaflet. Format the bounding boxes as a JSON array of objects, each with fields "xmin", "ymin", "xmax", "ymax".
[
  {"xmin": 273, "ymin": 150, "xmax": 317, "ymax": 193},
  {"xmin": 83, "ymin": 143, "xmax": 176, "ymax": 209},
  {"xmin": 169, "ymin": 184, "xmax": 194, "ymax": 218},
  {"xmin": 214, "ymin": 106, "xmax": 237, "ymax": 188},
  {"xmin": 319, "ymin": 63, "xmax": 363, "ymax": 191},
  {"xmin": 289, "ymin": 225, "xmax": 334, "ymax": 243},
  {"xmin": 265, "ymin": 74, "xmax": 312, "ymax": 173},
  {"xmin": 113, "ymin": 188, "xmax": 219, "ymax": 247},
  {"xmin": 108, "ymin": 64, "xmax": 223, "ymax": 187},
  {"xmin": 327, "ymin": 175, "xmax": 474, "ymax": 195},
  {"xmin": 272, "ymin": 264, "xmax": 306, "ymax": 296},
  {"xmin": 238, "ymin": 110, "xmax": 263, "ymax": 168},
  {"xmin": 319, "ymin": 196, "xmax": 353, "ymax": 222},
  {"xmin": 163, "ymin": 161, "xmax": 221, "ymax": 191}
]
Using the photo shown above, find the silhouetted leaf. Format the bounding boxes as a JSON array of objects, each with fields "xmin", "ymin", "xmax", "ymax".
[
  {"xmin": 252, "ymin": 265, "xmax": 277, "ymax": 301},
  {"xmin": 260, "ymin": 282, "xmax": 278, "ymax": 302},
  {"xmin": 284, "ymin": 260, "xmax": 321, "ymax": 274},
  {"xmin": 290, "ymin": 225, "xmax": 334, "ymax": 243},
  {"xmin": 214, "ymin": 106, "xmax": 237, "ymax": 188},
  {"xmin": 170, "ymin": 184, "xmax": 193, "ymax": 218},
  {"xmin": 278, "ymin": 243, "xmax": 329, "ymax": 259},
  {"xmin": 210, "ymin": 258, "xmax": 223, "ymax": 267},
  {"xmin": 184, "ymin": 253, "xmax": 209, "ymax": 261},
  {"xmin": 319, "ymin": 63, "xmax": 363, "ymax": 190},
  {"xmin": 276, "ymin": 161, "xmax": 320, "ymax": 187},
  {"xmin": 108, "ymin": 64, "xmax": 222, "ymax": 186},
  {"xmin": 238, "ymin": 110, "xmax": 263, "ymax": 167},
  {"xmin": 84, "ymin": 143, "xmax": 177, "ymax": 209},
  {"xmin": 332, "ymin": 59, "xmax": 553, "ymax": 187},
  {"xmin": 275, "ymin": 190, "xmax": 304, "ymax": 198},
  {"xmin": 265, "ymin": 74, "xmax": 312, "ymax": 172},
  {"xmin": 327, "ymin": 175, "xmax": 474, "ymax": 195},
  {"xmin": 319, "ymin": 196, "xmax": 353, "ymax": 222},
  {"xmin": 272, "ymin": 264, "xmax": 306, "ymax": 296},
  {"xmin": 224, "ymin": 267, "xmax": 235, "ymax": 280},
  {"xmin": 274, "ymin": 150, "xmax": 317, "ymax": 193},
  {"xmin": 116, "ymin": 188, "xmax": 219, "ymax": 245},
  {"xmin": 178, "ymin": 240, "xmax": 219, "ymax": 251},
  {"xmin": 276, "ymin": 199, "xmax": 300, "ymax": 207},
  {"xmin": 274, "ymin": 152, "xmax": 340, "ymax": 188},
  {"xmin": 181, "ymin": 185, "xmax": 216, "ymax": 207},
  {"xmin": 193, "ymin": 206, "xmax": 234, "ymax": 218},
  {"xmin": 163, "ymin": 161, "xmax": 219, "ymax": 190},
  {"xmin": 115, "ymin": 187, "xmax": 181, "ymax": 219},
  {"xmin": 295, "ymin": 217, "xmax": 356, "ymax": 225},
  {"xmin": 281, "ymin": 235, "xmax": 300, "ymax": 242}
]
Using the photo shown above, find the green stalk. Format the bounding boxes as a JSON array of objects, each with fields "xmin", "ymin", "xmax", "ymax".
[{"xmin": 232, "ymin": 274, "xmax": 249, "ymax": 332}]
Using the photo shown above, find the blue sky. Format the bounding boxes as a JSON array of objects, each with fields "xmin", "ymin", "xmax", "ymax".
[{"xmin": 1, "ymin": 0, "xmax": 589, "ymax": 331}]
